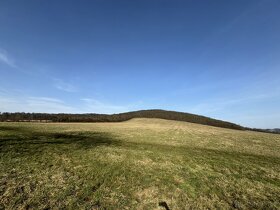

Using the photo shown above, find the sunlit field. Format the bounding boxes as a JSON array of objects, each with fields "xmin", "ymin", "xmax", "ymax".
[{"xmin": 0, "ymin": 119, "xmax": 280, "ymax": 209}]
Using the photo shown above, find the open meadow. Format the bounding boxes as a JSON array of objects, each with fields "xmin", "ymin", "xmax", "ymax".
[{"xmin": 0, "ymin": 118, "xmax": 280, "ymax": 209}]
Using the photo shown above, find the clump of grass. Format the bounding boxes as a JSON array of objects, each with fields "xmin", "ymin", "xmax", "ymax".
[{"xmin": 0, "ymin": 119, "xmax": 280, "ymax": 209}]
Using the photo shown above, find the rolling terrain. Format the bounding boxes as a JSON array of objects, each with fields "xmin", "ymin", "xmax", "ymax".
[
  {"xmin": 0, "ymin": 109, "xmax": 244, "ymax": 130},
  {"xmin": 0, "ymin": 118, "xmax": 280, "ymax": 209}
]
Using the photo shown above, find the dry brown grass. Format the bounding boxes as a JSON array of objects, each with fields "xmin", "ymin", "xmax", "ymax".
[{"xmin": 0, "ymin": 118, "xmax": 280, "ymax": 209}]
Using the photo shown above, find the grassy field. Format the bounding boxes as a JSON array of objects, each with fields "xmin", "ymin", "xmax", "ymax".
[{"xmin": 0, "ymin": 118, "xmax": 280, "ymax": 210}]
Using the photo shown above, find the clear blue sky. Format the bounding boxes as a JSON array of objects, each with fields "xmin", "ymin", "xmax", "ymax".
[{"xmin": 0, "ymin": 0, "xmax": 280, "ymax": 128}]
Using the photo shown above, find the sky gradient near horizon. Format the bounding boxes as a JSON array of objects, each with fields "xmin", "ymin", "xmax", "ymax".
[{"xmin": 0, "ymin": 0, "xmax": 280, "ymax": 128}]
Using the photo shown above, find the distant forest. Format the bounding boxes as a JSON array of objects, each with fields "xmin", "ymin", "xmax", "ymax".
[
  {"xmin": 0, "ymin": 109, "xmax": 245, "ymax": 130},
  {"xmin": 1, "ymin": 109, "xmax": 279, "ymax": 133}
]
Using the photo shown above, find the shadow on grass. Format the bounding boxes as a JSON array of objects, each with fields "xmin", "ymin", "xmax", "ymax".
[
  {"xmin": 0, "ymin": 125, "xmax": 28, "ymax": 132},
  {"xmin": 0, "ymin": 126, "xmax": 120, "ymax": 155},
  {"xmin": 1, "ymin": 125, "xmax": 280, "ymax": 168}
]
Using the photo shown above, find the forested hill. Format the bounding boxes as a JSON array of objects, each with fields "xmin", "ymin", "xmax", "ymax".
[{"xmin": 0, "ymin": 109, "xmax": 244, "ymax": 130}]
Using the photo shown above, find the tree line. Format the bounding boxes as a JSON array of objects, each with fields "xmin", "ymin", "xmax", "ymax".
[{"xmin": 0, "ymin": 109, "xmax": 245, "ymax": 130}]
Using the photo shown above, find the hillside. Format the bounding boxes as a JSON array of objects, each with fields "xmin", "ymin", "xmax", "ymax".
[
  {"xmin": 0, "ymin": 109, "xmax": 244, "ymax": 130},
  {"xmin": 0, "ymin": 118, "xmax": 279, "ymax": 209}
]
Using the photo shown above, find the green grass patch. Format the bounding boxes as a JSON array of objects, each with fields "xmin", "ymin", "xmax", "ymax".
[{"xmin": 0, "ymin": 119, "xmax": 280, "ymax": 209}]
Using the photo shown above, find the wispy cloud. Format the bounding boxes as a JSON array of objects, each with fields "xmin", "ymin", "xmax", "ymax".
[
  {"xmin": 0, "ymin": 92, "xmax": 140, "ymax": 114},
  {"xmin": 0, "ymin": 95, "xmax": 78, "ymax": 113},
  {"xmin": 0, "ymin": 48, "xmax": 17, "ymax": 68},
  {"xmin": 53, "ymin": 78, "xmax": 78, "ymax": 93},
  {"xmin": 81, "ymin": 98, "xmax": 131, "ymax": 114},
  {"xmin": 26, "ymin": 97, "xmax": 78, "ymax": 113},
  {"xmin": 188, "ymin": 92, "xmax": 279, "ymax": 116}
]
